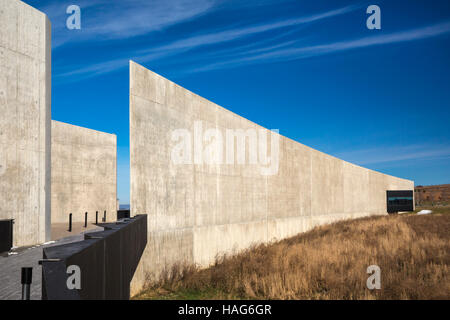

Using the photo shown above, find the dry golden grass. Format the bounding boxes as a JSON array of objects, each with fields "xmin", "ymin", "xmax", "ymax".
[{"xmin": 136, "ymin": 213, "xmax": 450, "ymax": 300}]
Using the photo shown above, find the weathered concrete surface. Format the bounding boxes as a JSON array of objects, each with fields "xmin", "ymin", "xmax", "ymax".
[
  {"xmin": 51, "ymin": 120, "xmax": 117, "ymax": 224},
  {"xmin": 0, "ymin": 0, "xmax": 51, "ymax": 246},
  {"xmin": 129, "ymin": 61, "xmax": 414, "ymax": 295}
]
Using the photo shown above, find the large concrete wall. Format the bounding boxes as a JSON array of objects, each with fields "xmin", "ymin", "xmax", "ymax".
[
  {"xmin": 129, "ymin": 61, "xmax": 414, "ymax": 295},
  {"xmin": 51, "ymin": 120, "xmax": 117, "ymax": 224},
  {"xmin": 0, "ymin": 0, "xmax": 51, "ymax": 246}
]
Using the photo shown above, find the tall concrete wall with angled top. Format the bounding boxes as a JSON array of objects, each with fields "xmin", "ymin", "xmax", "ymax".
[
  {"xmin": 0, "ymin": 0, "xmax": 51, "ymax": 246},
  {"xmin": 51, "ymin": 120, "xmax": 117, "ymax": 224},
  {"xmin": 129, "ymin": 61, "xmax": 414, "ymax": 295}
]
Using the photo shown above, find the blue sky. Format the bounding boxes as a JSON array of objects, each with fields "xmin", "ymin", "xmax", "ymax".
[{"xmin": 24, "ymin": 0, "xmax": 450, "ymax": 204}]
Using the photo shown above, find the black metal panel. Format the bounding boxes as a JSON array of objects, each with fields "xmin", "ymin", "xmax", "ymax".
[
  {"xmin": 0, "ymin": 219, "xmax": 13, "ymax": 253},
  {"xmin": 103, "ymin": 229, "xmax": 122, "ymax": 299},
  {"xmin": 387, "ymin": 190, "xmax": 414, "ymax": 213},
  {"xmin": 117, "ymin": 210, "xmax": 130, "ymax": 220},
  {"xmin": 41, "ymin": 215, "xmax": 147, "ymax": 300}
]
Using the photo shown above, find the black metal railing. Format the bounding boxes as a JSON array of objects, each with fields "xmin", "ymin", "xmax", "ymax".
[
  {"xmin": 67, "ymin": 211, "xmax": 109, "ymax": 232},
  {"xmin": 41, "ymin": 214, "xmax": 147, "ymax": 300}
]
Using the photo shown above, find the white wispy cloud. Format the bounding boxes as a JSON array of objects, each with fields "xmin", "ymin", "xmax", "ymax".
[
  {"xmin": 189, "ymin": 20, "xmax": 450, "ymax": 73},
  {"xmin": 85, "ymin": 0, "xmax": 216, "ymax": 38},
  {"xmin": 137, "ymin": 4, "xmax": 358, "ymax": 54},
  {"xmin": 51, "ymin": 2, "xmax": 450, "ymax": 82},
  {"xmin": 335, "ymin": 144, "xmax": 450, "ymax": 166},
  {"xmin": 42, "ymin": 0, "xmax": 217, "ymax": 48},
  {"xmin": 54, "ymin": 5, "xmax": 357, "ymax": 80}
]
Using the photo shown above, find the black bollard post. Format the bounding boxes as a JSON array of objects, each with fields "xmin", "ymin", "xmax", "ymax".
[
  {"xmin": 96, "ymin": 211, "xmax": 98, "ymax": 225},
  {"xmin": 84, "ymin": 212, "xmax": 88, "ymax": 228},
  {"xmin": 103, "ymin": 210, "xmax": 106, "ymax": 222},
  {"xmin": 68, "ymin": 213, "xmax": 72, "ymax": 232},
  {"xmin": 21, "ymin": 267, "xmax": 32, "ymax": 300}
]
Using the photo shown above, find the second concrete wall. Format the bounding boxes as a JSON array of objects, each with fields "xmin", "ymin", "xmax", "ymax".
[
  {"xmin": 129, "ymin": 61, "xmax": 414, "ymax": 295},
  {"xmin": 51, "ymin": 120, "xmax": 117, "ymax": 224}
]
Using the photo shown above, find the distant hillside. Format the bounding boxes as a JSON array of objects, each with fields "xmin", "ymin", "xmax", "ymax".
[
  {"xmin": 415, "ymin": 184, "xmax": 450, "ymax": 205},
  {"xmin": 119, "ymin": 204, "xmax": 130, "ymax": 210}
]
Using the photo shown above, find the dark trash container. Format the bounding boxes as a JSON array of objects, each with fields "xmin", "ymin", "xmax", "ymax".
[{"xmin": 0, "ymin": 219, "xmax": 14, "ymax": 253}]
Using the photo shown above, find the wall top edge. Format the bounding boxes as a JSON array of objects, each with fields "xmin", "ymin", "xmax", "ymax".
[
  {"xmin": 14, "ymin": 0, "xmax": 50, "ymax": 22},
  {"xmin": 51, "ymin": 120, "xmax": 117, "ymax": 138},
  {"xmin": 129, "ymin": 61, "xmax": 414, "ymax": 186}
]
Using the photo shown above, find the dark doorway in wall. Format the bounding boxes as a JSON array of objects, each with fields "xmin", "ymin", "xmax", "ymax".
[
  {"xmin": 387, "ymin": 190, "xmax": 414, "ymax": 213},
  {"xmin": 117, "ymin": 210, "xmax": 130, "ymax": 220}
]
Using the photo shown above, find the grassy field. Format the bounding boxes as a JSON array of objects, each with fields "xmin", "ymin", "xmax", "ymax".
[{"xmin": 135, "ymin": 208, "xmax": 449, "ymax": 300}]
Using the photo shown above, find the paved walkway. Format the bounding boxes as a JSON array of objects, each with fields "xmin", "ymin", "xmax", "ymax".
[
  {"xmin": 0, "ymin": 226, "xmax": 102, "ymax": 300},
  {"xmin": 51, "ymin": 222, "xmax": 100, "ymax": 241}
]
